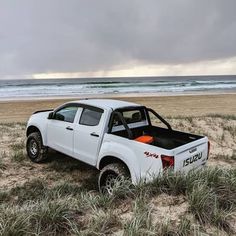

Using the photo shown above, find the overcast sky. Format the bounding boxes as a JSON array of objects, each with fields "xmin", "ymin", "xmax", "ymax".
[{"xmin": 0, "ymin": 0, "xmax": 236, "ymax": 79}]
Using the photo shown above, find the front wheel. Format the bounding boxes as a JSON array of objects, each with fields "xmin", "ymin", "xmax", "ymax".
[
  {"xmin": 26, "ymin": 132, "xmax": 48, "ymax": 163},
  {"xmin": 98, "ymin": 163, "xmax": 129, "ymax": 195}
]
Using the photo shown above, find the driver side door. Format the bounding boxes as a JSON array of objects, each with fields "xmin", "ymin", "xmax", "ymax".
[{"xmin": 47, "ymin": 104, "xmax": 80, "ymax": 156}]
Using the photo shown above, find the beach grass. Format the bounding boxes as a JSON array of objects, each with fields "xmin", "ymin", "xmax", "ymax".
[
  {"xmin": 0, "ymin": 113, "xmax": 236, "ymax": 235},
  {"xmin": 1, "ymin": 167, "xmax": 235, "ymax": 235}
]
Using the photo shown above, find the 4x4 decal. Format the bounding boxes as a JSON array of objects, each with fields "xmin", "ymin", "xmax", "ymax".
[{"xmin": 144, "ymin": 151, "xmax": 159, "ymax": 159}]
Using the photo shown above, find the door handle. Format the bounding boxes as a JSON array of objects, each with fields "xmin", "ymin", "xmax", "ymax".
[
  {"xmin": 90, "ymin": 132, "xmax": 99, "ymax": 137},
  {"xmin": 66, "ymin": 126, "xmax": 73, "ymax": 131}
]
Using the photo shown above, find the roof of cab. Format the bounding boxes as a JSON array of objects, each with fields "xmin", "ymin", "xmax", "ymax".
[{"xmin": 71, "ymin": 99, "xmax": 141, "ymax": 110}]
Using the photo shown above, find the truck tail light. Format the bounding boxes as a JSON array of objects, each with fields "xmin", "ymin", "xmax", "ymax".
[
  {"xmin": 161, "ymin": 155, "xmax": 174, "ymax": 169},
  {"xmin": 207, "ymin": 141, "xmax": 210, "ymax": 159}
]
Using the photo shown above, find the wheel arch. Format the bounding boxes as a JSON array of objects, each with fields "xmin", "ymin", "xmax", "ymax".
[
  {"xmin": 26, "ymin": 125, "xmax": 46, "ymax": 145},
  {"xmin": 98, "ymin": 155, "xmax": 137, "ymax": 183},
  {"xmin": 26, "ymin": 125, "xmax": 41, "ymax": 137}
]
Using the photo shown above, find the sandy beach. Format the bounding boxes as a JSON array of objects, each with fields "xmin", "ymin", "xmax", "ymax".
[
  {"xmin": 0, "ymin": 93, "xmax": 235, "ymax": 122},
  {"xmin": 0, "ymin": 93, "xmax": 236, "ymax": 235}
]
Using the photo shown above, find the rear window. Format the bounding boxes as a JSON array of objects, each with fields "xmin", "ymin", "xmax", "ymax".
[
  {"xmin": 79, "ymin": 108, "xmax": 103, "ymax": 126},
  {"xmin": 113, "ymin": 109, "xmax": 146, "ymax": 126}
]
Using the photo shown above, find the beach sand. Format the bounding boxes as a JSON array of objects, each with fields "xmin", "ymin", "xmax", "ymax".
[
  {"xmin": 0, "ymin": 93, "xmax": 236, "ymax": 122},
  {"xmin": 0, "ymin": 93, "xmax": 236, "ymax": 234}
]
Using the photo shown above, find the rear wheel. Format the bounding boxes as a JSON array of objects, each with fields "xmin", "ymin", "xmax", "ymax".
[
  {"xmin": 98, "ymin": 163, "xmax": 129, "ymax": 195},
  {"xmin": 26, "ymin": 132, "xmax": 48, "ymax": 163}
]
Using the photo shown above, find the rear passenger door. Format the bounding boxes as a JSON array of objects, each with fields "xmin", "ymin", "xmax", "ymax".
[{"xmin": 73, "ymin": 106, "xmax": 104, "ymax": 166}]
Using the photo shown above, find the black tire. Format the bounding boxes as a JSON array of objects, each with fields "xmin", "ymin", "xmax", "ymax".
[
  {"xmin": 26, "ymin": 132, "xmax": 48, "ymax": 163},
  {"xmin": 98, "ymin": 163, "xmax": 129, "ymax": 194}
]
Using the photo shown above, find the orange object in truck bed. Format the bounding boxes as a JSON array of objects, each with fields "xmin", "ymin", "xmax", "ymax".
[{"xmin": 135, "ymin": 135, "xmax": 154, "ymax": 144}]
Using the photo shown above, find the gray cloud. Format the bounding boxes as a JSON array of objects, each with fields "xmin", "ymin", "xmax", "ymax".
[{"xmin": 0, "ymin": 0, "xmax": 236, "ymax": 76}]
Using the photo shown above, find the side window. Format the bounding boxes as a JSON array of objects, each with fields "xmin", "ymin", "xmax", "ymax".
[
  {"xmin": 54, "ymin": 106, "xmax": 78, "ymax": 123},
  {"xmin": 79, "ymin": 108, "xmax": 103, "ymax": 126}
]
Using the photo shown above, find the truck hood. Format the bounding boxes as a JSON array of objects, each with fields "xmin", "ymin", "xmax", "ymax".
[
  {"xmin": 33, "ymin": 109, "xmax": 53, "ymax": 115},
  {"xmin": 30, "ymin": 110, "xmax": 53, "ymax": 121}
]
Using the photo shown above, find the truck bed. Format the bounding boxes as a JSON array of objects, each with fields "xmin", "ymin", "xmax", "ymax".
[{"xmin": 112, "ymin": 125, "xmax": 204, "ymax": 150}]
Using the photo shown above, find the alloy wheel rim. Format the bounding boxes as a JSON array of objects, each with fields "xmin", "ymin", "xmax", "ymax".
[
  {"xmin": 105, "ymin": 174, "xmax": 117, "ymax": 195},
  {"xmin": 29, "ymin": 139, "xmax": 38, "ymax": 156}
]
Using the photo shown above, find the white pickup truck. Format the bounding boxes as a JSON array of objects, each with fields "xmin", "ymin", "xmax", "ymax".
[{"xmin": 26, "ymin": 99, "xmax": 210, "ymax": 193}]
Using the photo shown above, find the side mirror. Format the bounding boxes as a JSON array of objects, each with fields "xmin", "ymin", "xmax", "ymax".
[{"xmin": 48, "ymin": 112, "xmax": 54, "ymax": 119}]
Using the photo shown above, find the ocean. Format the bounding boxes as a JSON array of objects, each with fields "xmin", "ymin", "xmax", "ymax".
[{"xmin": 0, "ymin": 75, "xmax": 236, "ymax": 100}]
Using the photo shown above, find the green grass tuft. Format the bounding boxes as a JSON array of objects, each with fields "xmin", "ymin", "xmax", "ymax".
[
  {"xmin": 10, "ymin": 141, "xmax": 25, "ymax": 152},
  {"xmin": 10, "ymin": 179, "xmax": 47, "ymax": 203},
  {"xmin": 11, "ymin": 150, "xmax": 26, "ymax": 162},
  {"xmin": 0, "ymin": 205, "xmax": 30, "ymax": 236},
  {"xmin": 29, "ymin": 200, "xmax": 77, "ymax": 235},
  {"xmin": 124, "ymin": 196, "xmax": 153, "ymax": 235}
]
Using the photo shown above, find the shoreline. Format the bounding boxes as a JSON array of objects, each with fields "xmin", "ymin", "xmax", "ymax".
[
  {"xmin": 0, "ymin": 90, "xmax": 236, "ymax": 102},
  {"xmin": 0, "ymin": 93, "xmax": 235, "ymax": 123}
]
